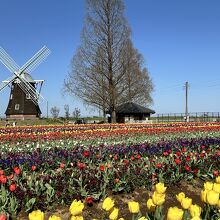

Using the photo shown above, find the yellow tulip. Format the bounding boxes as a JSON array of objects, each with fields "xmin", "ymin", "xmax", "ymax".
[
  {"xmin": 213, "ymin": 183, "xmax": 220, "ymax": 193},
  {"xmin": 69, "ymin": 200, "xmax": 84, "ymax": 216},
  {"xmin": 218, "ymin": 200, "xmax": 220, "ymax": 208},
  {"xmin": 128, "ymin": 201, "xmax": 140, "ymax": 214},
  {"xmin": 70, "ymin": 216, "xmax": 84, "ymax": 220},
  {"xmin": 181, "ymin": 197, "xmax": 192, "ymax": 209},
  {"xmin": 200, "ymin": 189, "xmax": 208, "ymax": 203},
  {"xmin": 176, "ymin": 192, "xmax": 185, "ymax": 203},
  {"xmin": 216, "ymin": 176, "xmax": 220, "ymax": 184},
  {"xmin": 167, "ymin": 206, "xmax": 184, "ymax": 220},
  {"xmin": 190, "ymin": 217, "xmax": 201, "ymax": 220},
  {"xmin": 102, "ymin": 197, "xmax": 115, "ymax": 212},
  {"xmin": 118, "ymin": 218, "xmax": 125, "ymax": 220},
  {"xmin": 146, "ymin": 198, "xmax": 156, "ymax": 212},
  {"xmin": 189, "ymin": 204, "xmax": 202, "ymax": 217},
  {"xmin": 29, "ymin": 210, "xmax": 44, "ymax": 220},
  {"xmin": 204, "ymin": 182, "xmax": 213, "ymax": 191},
  {"xmin": 155, "ymin": 182, "xmax": 167, "ymax": 194},
  {"xmin": 206, "ymin": 190, "xmax": 219, "ymax": 205},
  {"xmin": 109, "ymin": 207, "xmax": 119, "ymax": 220},
  {"xmin": 152, "ymin": 192, "xmax": 165, "ymax": 206},
  {"xmin": 48, "ymin": 215, "xmax": 61, "ymax": 220},
  {"xmin": 138, "ymin": 217, "xmax": 147, "ymax": 220}
]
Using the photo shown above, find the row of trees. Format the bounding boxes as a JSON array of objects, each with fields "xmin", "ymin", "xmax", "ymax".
[
  {"xmin": 50, "ymin": 105, "xmax": 81, "ymax": 119},
  {"xmin": 64, "ymin": 0, "xmax": 154, "ymax": 123}
]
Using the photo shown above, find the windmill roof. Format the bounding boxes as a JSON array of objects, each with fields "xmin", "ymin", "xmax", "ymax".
[
  {"xmin": 22, "ymin": 73, "xmax": 34, "ymax": 83},
  {"xmin": 20, "ymin": 72, "xmax": 35, "ymax": 83},
  {"xmin": 116, "ymin": 102, "xmax": 155, "ymax": 114}
]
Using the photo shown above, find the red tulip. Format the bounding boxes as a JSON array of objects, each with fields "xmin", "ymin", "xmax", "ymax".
[
  {"xmin": 99, "ymin": 165, "xmax": 105, "ymax": 171},
  {"xmin": 123, "ymin": 159, "xmax": 129, "ymax": 166},
  {"xmin": 174, "ymin": 158, "xmax": 181, "ymax": 165},
  {"xmin": 185, "ymin": 156, "xmax": 191, "ymax": 162},
  {"xmin": 176, "ymin": 151, "xmax": 181, "ymax": 156},
  {"xmin": 193, "ymin": 168, "xmax": 199, "ymax": 175},
  {"xmin": 9, "ymin": 183, "xmax": 16, "ymax": 192},
  {"xmin": 85, "ymin": 197, "xmax": 93, "ymax": 204},
  {"xmin": 13, "ymin": 167, "xmax": 21, "ymax": 175},
  {"xmin": 0, "ymin": 170, "xmax": 4, "ymax": 175},
  {"xmin": 0, "ymin": 175, "xmax": 7, "ymax": 184},
  {"xmin": 113, "ymin": 155, "xmax": 118, "ymax": 160},
  {"xmin": 136, "ymin": 154, "xmax": 141, "ymax": 159},
  {"xmin": 213, "ymin": 170, "xmax": 219, "ymax": 177},
  {"xmin": 185, "ymin": 165, "xmax": 191, "ymax": 171},
  {"xmin": 182, "ymin": 148, "xmax": 187, "ymax": 153},
  {"xmin": 163, "ymin": 151, "xmax": 169, "ymax": 156},
  {"xmin": 156, "ymin": 163, "xmax": 162, "ymax": 168},
  {"xmin": 83, "ymin": 151, "xmax": 90, "ymax": 158},
  {"xmin": 0, "ymin": 213, "xmax": 7, "ymax": 220},
  {"xmin": 201, "ymin": 145, "xmax": 205, "ymax": 149},
  {"xmin": 31, "ymin": 165, "xmax": 37, "ymax": 171},
  {"xmin": 200, "ymin": 153, "xmax": 205, "ymax": 158},
  {"xmin": 77, "ymin": 162, "xmax": 86, "ymax": 170},
  {"xmin": 60, "ymin": 163, "xmax": 65, "ymax": 168}
]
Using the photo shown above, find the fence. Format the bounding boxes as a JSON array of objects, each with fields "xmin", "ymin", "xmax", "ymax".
[{"xmin": 152, "ymin": 112, "xmax": 220, "ymax": 123}]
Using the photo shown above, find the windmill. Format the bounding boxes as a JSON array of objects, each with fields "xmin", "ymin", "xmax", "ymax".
[{"xmin": 0, "ymin": 46, "xmax": 50, "ymax": 119}]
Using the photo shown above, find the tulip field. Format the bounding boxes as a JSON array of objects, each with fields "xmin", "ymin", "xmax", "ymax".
[{"xmin": 0, "ymin": 122, "xmax": 220, "ymax": 219}]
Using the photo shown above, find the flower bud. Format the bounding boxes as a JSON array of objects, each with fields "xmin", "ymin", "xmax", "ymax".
[
  {"xmin": 181, "ymin": 197, "xmax": 192, "ymax": 209},
  {"xmin": 152, "ymin": 192, "xmax": 165, "ymax": 206},
  {"xmin": 155, "ymin": 182, "xmax": 167, "ymax": 194},
  {"xmin": 206, "ymin": 190, "xmax": 219, "ymax": 205},
  {"xmin": 102, "ymin": 197, "xmax": 114, "ymax": 212},
  {"xmin": 189, "ymin": 204, "xmax": 202, "ymax": 217},
  {"xmin": 128, "ymin": 201, "xmax": 140, "ymax": 214},
  {"xmin": 176, "ymin": 192, "xmax": 185, "ymax": 203},
  {"xmin": 109, "ymin": 207, "xmax": 119, "ymax": 220},
  {"xmin": 167, "ymin": 207, "xmax": 184, "ymax": 220}
]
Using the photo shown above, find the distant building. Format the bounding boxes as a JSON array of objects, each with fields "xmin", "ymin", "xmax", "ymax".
[{"xmin": 109, "ymin": 102, "xmax": 155, "ymax": 123}]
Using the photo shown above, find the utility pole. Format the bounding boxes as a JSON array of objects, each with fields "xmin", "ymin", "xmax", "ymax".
[
  {"xmin": 47, "ymin": 101, "xmax": 49, "ymax": 118},
  {"xmin": 185, "ymin": 81, "xmax": 189, "ymax": 122}
]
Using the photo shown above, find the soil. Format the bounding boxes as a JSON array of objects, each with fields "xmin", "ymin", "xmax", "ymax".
[{"xmin": 16, "ymin": 179, "xmax": 204, "ymax": 220}]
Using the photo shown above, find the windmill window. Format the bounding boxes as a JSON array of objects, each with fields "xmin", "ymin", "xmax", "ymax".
[
  {"xmin": 26, "ymin": 94, "xmax": 31, "ymax": 99},
  {"xmin": 15, "ymin": 104, "xmax": 20, "ymax": 110},
  {"xmin": 10, "ymin": 94, "xmax": 13, "ymax": 99}
]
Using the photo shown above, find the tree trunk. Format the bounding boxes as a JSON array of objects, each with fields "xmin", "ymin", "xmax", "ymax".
[
  {"xmin": 103, "ymin": 108, "xmax": 106, "ymax": 123},
  {"xmin": 111, "ymin": 110, "xmax": 116, "ymax": 123}
]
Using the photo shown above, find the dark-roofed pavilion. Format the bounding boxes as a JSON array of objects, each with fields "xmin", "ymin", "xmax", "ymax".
[{"xmin": 113, "ymin": 102, "xmax": 155, "ymax": 123}]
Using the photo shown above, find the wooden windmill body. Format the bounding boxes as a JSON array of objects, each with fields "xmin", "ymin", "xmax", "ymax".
[
  {"xmin": 5, "ymin": 73, "xmax": 42, "ymax": 119},
  {"xmin": 0, "ymin": 46, "xmax": 50, "ymax": 119}
]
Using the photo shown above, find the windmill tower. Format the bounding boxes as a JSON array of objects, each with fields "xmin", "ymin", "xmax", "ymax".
[{"xmin": 0, "ymin": 46, "xmax": 50, "ymax": 119}]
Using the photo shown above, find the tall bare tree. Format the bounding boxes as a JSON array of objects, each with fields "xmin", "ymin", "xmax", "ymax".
[
  {"xmin": 64, "ymin": 104, "xmax": 70, "ymax": 119},
  {"xmin": 118, "ymin": 40, "xmax": 153, "ymax": 105},
  {"xmin": 64, "ymin": 0, "xmax": 153, "ymax": 122},
  {"xmin": 72, "ymin": 107, "xmax": 81, "ymax": 119},
  {"xmin": 50, "ymin": 106, "xmax": 60, "ymax": 118}
]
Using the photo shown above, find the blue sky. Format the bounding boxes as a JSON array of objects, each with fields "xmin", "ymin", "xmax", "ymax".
[{"xmin": 0, "ymin": 0, "xmax": 220, "ymax": 117}]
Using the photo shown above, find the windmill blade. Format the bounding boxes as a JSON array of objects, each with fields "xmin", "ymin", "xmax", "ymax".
[
  {"xmin": 24, "ymin": 49, "xmax": 50, "ymax": 73},
  {"xmin": 0, "ymin": 76, "xmax": 16, "ymax": 92},
  {"xmin": 19, "ymin": 46, "xmax": 50, "ymax": 74},
  {"xmin": 0, "ymin": 47, "xmax": 20, "ymax": 73},
  {"xmin": 17, "ymin": 75, "xmax": 44, "ymax": 105}
]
